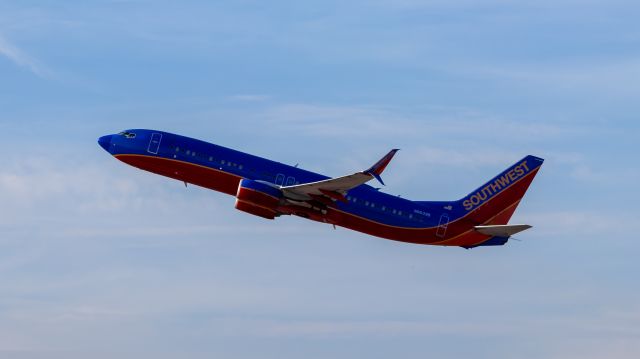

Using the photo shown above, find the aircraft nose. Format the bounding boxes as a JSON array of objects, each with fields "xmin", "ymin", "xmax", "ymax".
[{"xmin": 98, "ymin": 135, "xmax": 113, "ymax": 152}]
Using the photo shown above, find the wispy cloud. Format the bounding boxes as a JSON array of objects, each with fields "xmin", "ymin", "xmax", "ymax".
[
  {"xmin": 457, "ymin": 59, "xmax": 640, "ymax": 100},
  {"xmin": 0, "ymin": 33, "xmax": 52, "ymax": 78},
  {"xmin": 262, "ymin": 103, "xmax": 576, "ymax": 141},
  {"xmin": 0, "ymin": 157, "xmax": 138, "ymax": 212},
  {"xmin": 522, "ymin": 210, "xmax": 638, "ymax": 240},
  {"xmin": 227, "ymin": 94, "xmax": 271, "ymax": 102}
]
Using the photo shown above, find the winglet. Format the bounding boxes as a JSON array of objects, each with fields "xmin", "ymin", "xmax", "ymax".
[{"xmin": 364, "ymin": 149, "xmax": 399, "ymax": 186}]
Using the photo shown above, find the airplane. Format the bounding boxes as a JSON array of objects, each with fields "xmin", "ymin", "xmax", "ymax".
[{"xmin": 98, "ymin": 129, "xmax": 543, "ymax": 248}]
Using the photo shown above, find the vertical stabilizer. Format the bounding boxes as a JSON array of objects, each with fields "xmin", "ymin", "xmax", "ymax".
[{"xmin": 457, "ymin": 155, "xmax": 544, "ymax": 226}]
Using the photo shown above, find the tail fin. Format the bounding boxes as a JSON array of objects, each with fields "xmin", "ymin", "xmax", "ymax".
[{"xmin": 457, "ymin": 155, "xmax": 544, "ymax": 225}]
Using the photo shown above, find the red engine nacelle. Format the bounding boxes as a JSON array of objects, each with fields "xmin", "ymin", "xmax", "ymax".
[{"xmin": 235, "ymin": 179, "xmax": 282, "ymax": 220}]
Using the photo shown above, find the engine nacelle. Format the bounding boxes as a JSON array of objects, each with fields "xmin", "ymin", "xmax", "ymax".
[{"xmin": 235, "ymin": 179, "xmax": 282, "ymax": 220}]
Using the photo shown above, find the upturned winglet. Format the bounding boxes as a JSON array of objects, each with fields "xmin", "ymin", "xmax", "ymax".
[{"xmin": 364, "ymin": 149, "xmax": 399, "ymax": 186}]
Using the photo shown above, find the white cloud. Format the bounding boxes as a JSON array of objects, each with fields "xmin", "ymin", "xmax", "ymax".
[
  {"xmin": 464, "ymin": 59, "xmax": 640, "ymax": 99},
  {"xmin": 227, "ymin": 94, "xmax": 271, "ymax": 102},
  {"xmin": 522, "ymin": 210, "xmax": 636, "ymax": 238},
  {"xmin": 570, "ymin": 164, "xmax": 640, "ymax": 185},
  {"xmin": 0, "ymin": 33, "xmax": 52, "ymax": 78},
  {"xmin": 407, "ymin": 146, "xmax": 520, "ymax": 167},
  {"xmin": 262, "ymin": 103, "xmax": 574, "ymax": 142},
  {"xmin": 0, "ymin": 157, "xmax": 139, "ymax": 213},
  {"xmin": 244, "ymin": 318, "xmax": 510, "ymax": 337}
]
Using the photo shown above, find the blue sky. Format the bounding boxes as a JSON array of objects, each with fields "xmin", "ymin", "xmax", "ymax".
[{"xmin": 1, "ymin": 1, "xmax": 639, "ymax": 358}]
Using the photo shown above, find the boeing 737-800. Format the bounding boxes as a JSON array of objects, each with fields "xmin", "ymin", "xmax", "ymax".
[{"xmin": 98, "ymin": 129, "xmax": 543, "ymax": 248}]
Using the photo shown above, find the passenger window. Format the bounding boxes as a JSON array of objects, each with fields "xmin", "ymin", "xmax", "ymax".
[
  {"xmin": 186, "ymin": 150, "xmax": 191, "ymax": 155},
  {"xmin": 175, "ymin": 147, "xmax": 180, "ymax": 152}
]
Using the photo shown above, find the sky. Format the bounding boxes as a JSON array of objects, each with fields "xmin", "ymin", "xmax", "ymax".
[{"xmin": 1, "ymin": 0, "xmax": 639, "ymax": 358}]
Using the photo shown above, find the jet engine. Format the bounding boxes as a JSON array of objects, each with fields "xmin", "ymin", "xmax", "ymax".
[{"xmin": 235, "ymin": 179, "xmax": 283, "ymax": 219}]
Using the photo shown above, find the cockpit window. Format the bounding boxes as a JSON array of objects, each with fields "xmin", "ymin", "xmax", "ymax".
[{"xmin": 117, "ymin": 131, "xmax": 136, "ymax": 139}]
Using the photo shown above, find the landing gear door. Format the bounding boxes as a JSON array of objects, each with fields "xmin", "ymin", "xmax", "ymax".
[{"xmin": 147, "ymin": 133, "xmax": 162, "ymax": 154}]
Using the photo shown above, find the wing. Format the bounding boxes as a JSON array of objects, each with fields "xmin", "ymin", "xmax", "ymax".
[{"xmin": 281, "ymin": 149, "xmax": 399, "ymax": 203}]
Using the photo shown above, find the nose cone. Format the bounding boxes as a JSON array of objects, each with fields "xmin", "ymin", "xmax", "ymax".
[{"xmin": 98, "ymin": 135, "xmax": 113, "ymax": 152}]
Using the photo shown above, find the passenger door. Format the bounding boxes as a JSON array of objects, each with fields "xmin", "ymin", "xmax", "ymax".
[{"xmin": 147, "ymin": 133, "xmax": 162, "ymax": 154}]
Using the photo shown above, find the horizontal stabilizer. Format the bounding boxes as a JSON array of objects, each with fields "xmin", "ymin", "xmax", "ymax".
[{"xmin": 474, "ymin": 224, "xmax": 532, "ymax": 237}]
